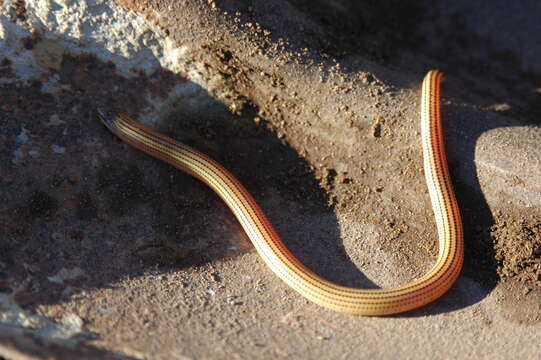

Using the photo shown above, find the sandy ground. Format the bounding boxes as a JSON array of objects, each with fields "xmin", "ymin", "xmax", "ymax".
[{"xmin": 1, "ymin": 0, "xmax": 540, "ymax": 359}]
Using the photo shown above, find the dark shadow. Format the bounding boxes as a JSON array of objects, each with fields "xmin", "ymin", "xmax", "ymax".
[
  {"xmin": 219, "ymin": 0, "xmax": 541, "ymax": 123},
  {"xmin": 0, "ymin": 40, "xmax": 374, "ymax": 356},
  {"xmin": 218, "ymin": 0, "xmax": 428, "ymax": 64},
  {"xmin": 0, "ymin": 25, "xmax": 376, "ymax": 330}
]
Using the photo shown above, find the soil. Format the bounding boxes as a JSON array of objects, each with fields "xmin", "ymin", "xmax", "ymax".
[{"xmin": 1, "ymin": 0, "xmax": 541, "ymax": 359}]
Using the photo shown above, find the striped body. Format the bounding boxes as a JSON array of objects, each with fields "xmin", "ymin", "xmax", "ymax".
[{"xmin": 97, "ymin": 70, "xmax": 463, "ymax": 315}]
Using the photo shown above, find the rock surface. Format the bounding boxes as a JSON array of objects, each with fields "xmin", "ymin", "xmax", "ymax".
[{"xmin": 1, "ymin": 0, "xmax": 540, "ymax": 359}]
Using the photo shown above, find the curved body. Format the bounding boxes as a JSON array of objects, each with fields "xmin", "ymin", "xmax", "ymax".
[{"xmin": 97, "ymin": 70, "xmax": 463, "ymax": 315}]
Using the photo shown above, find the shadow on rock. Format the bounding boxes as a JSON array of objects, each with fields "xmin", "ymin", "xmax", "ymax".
[{"xmin": 0, "ymin": 41, "xmax": 378, "ymax": 321}]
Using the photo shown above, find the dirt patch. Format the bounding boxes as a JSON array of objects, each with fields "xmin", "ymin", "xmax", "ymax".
[{"xmin": 492, "ymin": 215, "xmax": 541, "ymax": 288}]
